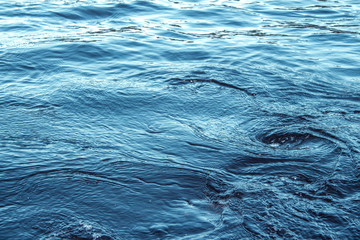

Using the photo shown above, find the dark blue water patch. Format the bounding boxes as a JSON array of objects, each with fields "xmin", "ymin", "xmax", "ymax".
[
  {"xmin": 1, "ymin": 0, "xmax": 360, "ymax": 239},
  {"xmin": 204, "ymin": 172, "xmax": 360, "ymax": 239},
  {"xmin": 14, "ymin": 211, "xmax": 114, "ymax": 240},
  {"xmin": 0, "ymin": 160, "xmax": 219, "ymax": 239},
  {"xmin": 162, "ymin": 50, "xmax": 211, "ymax": 61},
  {"xmin": 0, "ymin": 22, "xmax": 40, "ymax": 31},
  {"xmin": 180, "ymin": 8, "xmax": 223, "ymax": 19},
  {"xmin": 259, "ymin": 132, "xmax": 317, "ymax": 149},
  {"xmin": 19, "ymin": 43, "xmax": 116, "ymax": 63},
  {"xmin": 0, "ymin": 94, "xmax": 59, "ymax": 110},
  {"xmin": 51, "ymin": 5, "xmax": 116, "ymax": 21},
  {"xmin": 116, "ymin": 0, "xmax": 172, "ymax": 13}
]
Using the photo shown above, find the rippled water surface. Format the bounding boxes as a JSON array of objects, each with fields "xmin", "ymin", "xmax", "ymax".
[{"xmin": 1, "ymin": 0, "xmax": 360, "ymax": 239}]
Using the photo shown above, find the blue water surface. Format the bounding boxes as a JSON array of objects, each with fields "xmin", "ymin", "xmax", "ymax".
[{"xmin": 1, "ymin": 0, "xmax": 360, "ymax": 239}]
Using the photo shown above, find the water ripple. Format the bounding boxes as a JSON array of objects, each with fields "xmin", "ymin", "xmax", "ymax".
[{"xmin": 1, "ymin": 0, "xmax": 360, "ymax": 239}]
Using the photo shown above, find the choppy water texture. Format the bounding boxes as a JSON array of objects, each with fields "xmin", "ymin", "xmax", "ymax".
[{"xmin": 1, "ymin": 0, "xmax": 360, "ymax": 239}]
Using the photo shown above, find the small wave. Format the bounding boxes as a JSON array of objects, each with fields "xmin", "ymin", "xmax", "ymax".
[
  {"xmin": 167, "ymin": 77, "xmax": 255, "ymax": 96},
  {"xmin": 52, "ymin": 5, "xmax": 115, "ymax": 20}
]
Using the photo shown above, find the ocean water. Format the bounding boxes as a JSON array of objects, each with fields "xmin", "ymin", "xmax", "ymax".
[{"xmin": 1, "ymin": 0, "xmax": 360, "ymax": 239}]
